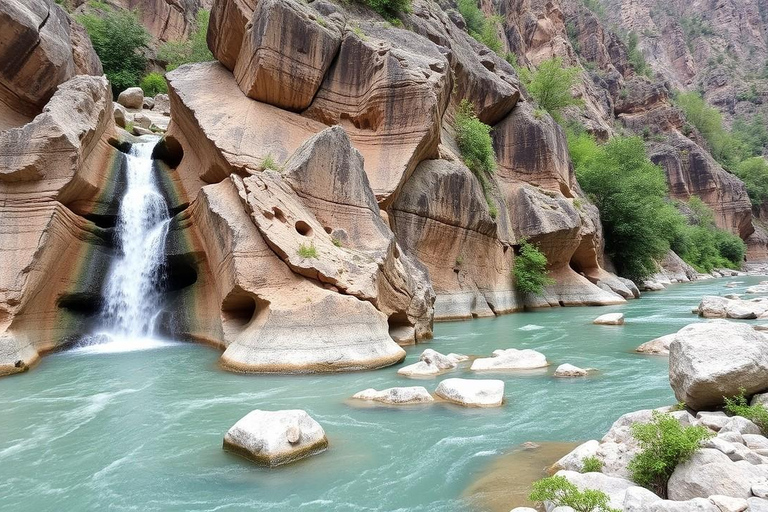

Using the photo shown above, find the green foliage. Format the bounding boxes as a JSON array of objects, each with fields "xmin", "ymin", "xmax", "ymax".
[
  {"xmin": 298, "ymin": 243, "xmax": 318, "ymax": 259},
  {"xmin": 455, "ymin": 100, "xmax": 499, "ymax": 216},
  {"xmin": 732, "ymin": 116, "xmax": 768, "ymax": 158},
  {"xmin": 674, "ymin": 91, "xmax": 745, "ymax": 167},
  {"xmin": 77, "ymin": 9, "xmax": 149, "ymax": 96},
  {"xmin": 261, "ymin": 154, "xmax": 277, "ymax": 171},
  {"xmin": 672, "ymin": 197, "xmax": 746, "ymax": 272},
  {"xmin": 358, "ymin": 0, "xmax": 411, "ymax": 21},
  {"xmin": 570, "ymin": 133, "xmax": 682, "ymax": 280},
  {"xmin": 457, "ymin": 0, "xmax": 502, "ymax": 53},
  {"xmin": 734, "ymin": 157, "xmax": 768, "ymax": 206},
  {"xmin": 626, "ymin": 32, "xmax": 651, "ymax": 77},
  {"xmin": 518, "ymin": 57, "xmax": 581, "ymax": 121},
  {"xmin": 139, "ymin": 72, "xmax": 167, "ymax": 96},
  {"xmin": 581, "ymin": 456, "xmax": 602, "ymax": 473},
  {"xmin": 529, "ymin": 475, "xmax": 619, "ymax": 512},
  {"xmin": 513, "ymin": 238, "xmax": 554, "ymax": 295},
  {"xmin": 580, "ymin": 0, "xmax": 605, "ymax": 18},
  {"xmin": 681, "ymin": 16, "xmax": 714, "ymax": 48},
  {"xmin": 724, "ymin": 388, "xmax": 768, "ymax": 435},
  {"xmin": 628, "ymin": 411, "xmax": 713, "ymax": 497},
  {"xmin": 157, "ymin": 10, "xmax": 214, "ymax": 71},
  {"xmin": 332, "ymin": 237, "xmax": 342, "ymax": 248}
]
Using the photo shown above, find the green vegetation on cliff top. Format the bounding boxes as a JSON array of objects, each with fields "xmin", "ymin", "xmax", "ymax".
[{"xmin": 518, "ymin": 57, "xmax": 582, "ymax": 122}]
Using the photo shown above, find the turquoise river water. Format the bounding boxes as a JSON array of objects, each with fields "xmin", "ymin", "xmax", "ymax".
[{"xmin": 1, "ymin": 276, "xmax": 764, "ymax": 511}]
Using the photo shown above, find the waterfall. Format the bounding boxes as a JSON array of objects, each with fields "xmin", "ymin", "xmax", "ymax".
[{"xmin": 79, "ymin": 137, "xmax": 175, "ymax": 353}]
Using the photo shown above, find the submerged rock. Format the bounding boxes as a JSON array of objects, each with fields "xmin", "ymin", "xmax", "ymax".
[
  {"xmin": 471, "ymin": 348, "xmax": 548, "ymax": 371},
  {"xmin": 397, "ymin": 349, "xmax": 464, "ymax": 377},
  {"xmin": 593, "ymin": 313, "xmax": 625, "ymax": 325},
  {"xmin": 223, "ymin": 409, "xmax": 328, "ymax": 467},
  {"xmin": 434, "ymin": 378, "xmax": 504, "ymax": 407},
  {"xmin": 554, "ymin": 364, "xmax": 590, "ymax": 377},
  {"xmin": 669, "ymin": 320, "xmax": 768, "ymax": 410},
  {"xmin": 352, "ymin": 387, "xmax": 433, "ymax": 405},
  {"xmin": 636, "ymin": 334, "xmax": 675, "ymax": 355}
]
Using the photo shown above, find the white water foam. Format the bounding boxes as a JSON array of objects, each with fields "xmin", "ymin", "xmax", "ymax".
[{"xmin": 518, "ymin": 324, "xmax": 545, "ymax": 331}]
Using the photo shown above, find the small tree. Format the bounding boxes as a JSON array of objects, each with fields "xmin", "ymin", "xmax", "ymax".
[
  {"xmin": 628, "ymin": 411, "xmax": 712, "ymax": 498},
  {"xmin": 519, "ymin": 57, "xmax": 582, "ymax": 121},
  {"xmin": 140, "ymin": 72, "xmax": 167, "ymax": 96},
  {"xmin": 513, "ymin": 238, "xmax": 554, "ymax": 295},
  {"xmin": 77, "ymin": 9, "xmax": 149, "ymax": 96},
  {"xmin": 529, "ymin": 475, "xmax": 619, "ymax": 512},
  {"xmin": 454, "ymin": 99, "xmax": 498, "ymax": 217}
]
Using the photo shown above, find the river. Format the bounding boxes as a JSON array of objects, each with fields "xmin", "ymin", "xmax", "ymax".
[{"xmin": 0, "ymin": 276, "xmax": 762, "ymax": 511}]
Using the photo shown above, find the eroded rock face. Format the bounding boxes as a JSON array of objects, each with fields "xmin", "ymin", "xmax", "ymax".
[
  {"xmin": 232, "ymin": 0, "xmax": 344, "ymax": 111},
  {"xmin": 223, "ymin": 409, "xmax": 328, "ymax": 466},
  {"xmin": 110, "ymin": 0, "xmax": 206, "ymax": 43},
  {"xmin": 0, "ymin": 75, "xmax": 117, "ymax": 376},
  {"xmin": 669, "ymin": 320, "xmax": 768, "ymax": 410},
  {"xmin": 0, "ymin": 0, "xmax": 101, "ymax": 130}
]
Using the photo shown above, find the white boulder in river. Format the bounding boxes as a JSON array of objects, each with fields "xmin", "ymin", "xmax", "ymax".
[
  {"xmin": 554, "ymin": 363, "xmax": 590, "ymax": 377},
  {"xmin": 352, "ymin": 386, "xmax": 433, "ymax": 404},
  {"xmin": 593, "ymin": 313, "xmax": 625, "ymax": 325},
  {"xmin": 397, "ymin": 348, "xmax": 467, "ymax": 377},
  {"xmin": 435, "ymin": 378, "xmax": 504, "ymax": 407},
  {"xmin": 223, "ymin": 410, "xmax": 328, "ymax": 467},
  {"xmin": 635, "ymin": 333, "xmax": 675, "ymax": 355},
  {"xmin": 669, "ymin": 320, "xmax": 768, "ymax": 410},
  {"xmin": 470, "ymin": 348, "xmax": 547, "ymax": 370}
]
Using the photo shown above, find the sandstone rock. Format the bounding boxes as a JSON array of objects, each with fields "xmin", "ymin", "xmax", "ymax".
[
  {"xmin": 113, "ymin": 103, "xmax": 128, "ymax": 128},
  {"xmin": 554, "ymin": 363, "xmax": 590, "ymax": 377},
  {"xmin": 133, "ymin": 113, "xmax": 152, "ymax": 130},
  {"xmin": 743, "ymin": 434, "xmax": 768, "ymax": 451},
  {"xmin": 593, "ymin": 313, "xmax": 625, "ymax": 325},
  {"xmin": 222, "ymin": 409, "xmax": 328, "ymax": 466},
  {"xmin": 117, "ymin": 87, "xmax": 144, "ymax": 109},
  {"xmin": 696, "ymin": 411, "xmax": 730, "ymax": 431},
  {"xmin": 390, "ymin": 158, "xmax": 517, "ymax": 321},
  {"xmin": 636, "ymin": 334, "xmax": 675, "ymax": 355},
  {"xmin": 233, "ymin": 0, "xmax": 343, "ymax": 111},
  {"xmin": 397, "ymin": 348, "xmax": 460, "ymax": 377},
  {"xmin": 643, "ymin": 281, "xmax": 666, "ymax": 291},
  {"xmin": 352, "ymin": 386, "xmax": 433, "ymax": 404},
  {"xmin": 434, "ymin": 378, "xmax": 504, "ymax": 407},
  {"xmin": 133, "ymin": 126, "xmax": 153, "ymax": 136},
  {"xmin": 667, "ymin": 449, "xmax": 754, "ymax": 500},
  {"xmin": 470, "ymin": 348, "xmax": 548, "ymax": 371},
  {"xmin": 0, "ymin": 0, "xmax": 101, "ymax": 129},
  {"xmin": 669, "ymin": 320, "xmax": 768, "ymax": 410},
  {"xmin": 142, "ymin": 97, "xmax": 154, "ymax": 110},
  {"xmin": 305, "ymin": 25, "xmax": 450, "ymax": 205}
]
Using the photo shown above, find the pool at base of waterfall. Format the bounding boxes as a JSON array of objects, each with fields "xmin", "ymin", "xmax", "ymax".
[{"xmin": 0, "ymin": 276, "xmax": 763, "ymax": 511}]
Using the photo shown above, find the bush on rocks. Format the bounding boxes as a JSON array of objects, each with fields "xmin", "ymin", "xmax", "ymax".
[
  {"xmin": 513, "ymin": 238, "xmax": 554, "ymax": 295},
  {"xmin": 725, "ymin": 388, "xmax": 768, "ymax": 435},
  {"xmin": 140, "ymin": 72, "xmax": 167, "ymax": 97},
  {"xmin": 581, "ymin": 456, "xmax": 603, "ymax": 473},
  {"xmin": 628, "ymin": 411, "xmax": 713, "ymax": 498},
  {"xmin": 529, "ymin": 475, "xmax": 619, "ymax": 512},
  {"xmin": 454, "ymin": 99, "xmax": 498, "ymax": 217}
]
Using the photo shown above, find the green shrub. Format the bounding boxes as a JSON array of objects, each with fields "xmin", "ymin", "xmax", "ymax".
[
  {"xmin": 529, "ymin": 475, "xmax": 619, "ymax": 512},
  {"xmin": 571, "ymin": 133, "xmax": 683, "ymax": 280},
  {"xmin": 298, "ymin": 243, "xmax": 318, "ymax": 259},
  {"xmin": 457, "ymin": 0, "xmax": 502, "ymax": 52},
  {"xmin": 581, "ymin": 456, "xmax": 602, "ymax": 473},
  {"xmin": 518, "ymin": 57, "xmax": 581, "ymax": 121},
  {"xmin": 733, "ymin": 157, "xmax": 768, "ymax": 206},
  {"xmin": 626, "ymin": 32, "xmax": 651, "ymax": 77},
  {"xmin": 455, "ymin": 99, "xmax": 498, "ymax": 215},
  {"xmin": 724, "ymin": 388, "xmax": 768, "ymax": 435},
  {"xmin": 513, "ymin": 238, "xmax": 554, "ymax": 295},
  {"xmin": 628, "ymin": 411, "xmax": 713, "ymax": 497},
  {"xmin": 158, "ymin": 10, "xmax": 214, "ymax": 71},
  {"xmin": 357, "ymin": 0, "xmax": 411, "ymax": 20},
  {"xmin": 140, "ymin": 72, "xmax": 167, "ymax": 96},
  {"xmin": 332, "ymin": 238, "xmax": 342, "ymax": 248},
  {"xmin": 77, "ymin": 9, "xmax": 149, "ymax": 96},
  {"xmin": 672, "ymin": 197, "xmax": 745, "ymax": 271},
  {"xmin": 674, "ymin": 91, "xmax": 744, "ymax": 168},
  {"xmin": 261, "ymin": 153, "xmax": 277, "ymax": 171}
]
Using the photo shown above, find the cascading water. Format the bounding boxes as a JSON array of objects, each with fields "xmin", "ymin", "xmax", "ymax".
[{"xmin": 78, "ymin": 137, "xmax": 175, "ymax": 353}]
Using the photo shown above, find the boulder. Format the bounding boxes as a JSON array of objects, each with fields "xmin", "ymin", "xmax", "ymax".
[
  {"xmin": 397, "ymin": 348, "xmax": 461, "ymax": 377},
  {"xmin": 593, "ymin": 313, "xmax": 625, "ymax": 325},
  {"xmin": 470, "ymin": 348, "xmax": 548, "ymax": 371},
  {"xmin": 554, "ymin": 364, "xmax": 590, "ymax": 377},
  {"xmin": 636, "ymin": 334, "xmax": 675, "ymax": 355},
  {"xmin": 551, "ymin": 440, "xmax": 600, "ymax": 472},
  {"xmin": 643, "ymin": 281, "xmax": 666, "ymax": 291},
  {"xmin": 552, "ymin": 470, "xmax": 639, "ymax": 511},
  {"xmin": 113, "ymin": 103, "xmax": 128, "ymax": 128},
  {"xmin": 667, "ymin": 449, "xmax": 754, "ymax": 500},
  {"xmin": 133, "ymin": 113, "xmax": 152, "ymax": 130},
  {"xmin": 749, "ymin": 498, "xmax": 768, "ymax": 512},
  {"xmin": 747, "ymin": 285, "xmax": 768, "ymax": 295},
  {"xmin": 222, "ymin": 409, "xmax": 328, "ymax": 466},
  {"xmin": 719, "ymin": 416, "xmax": 762, "ymax": 436},
  {"xmin": 352, "ymin": 386, "xmax": 433, "ymax": 405},
  {"xmin": 434, "ymin": 378, "xmax": 504, "ymax": 407},
  {"xmin": 232, "ymin": 0, "xmax": 344, "ymax": 111},
  {"xmin": 142, "ymin": 96, "xmax": 154, "ymax": 110},
  {"xmin": 117, "ymin": 87, "xmax": 144, "ymax": 109},
  {"xmin": 669, "ymin": 321, "xmax": 768, "ymax": 410},
  {"xmin": 696, "ymin": 411, "xmax": 730, "ymax": 431},
  {"xmin": 152, "ymin": 93, "xmax": 170, "ymax": 115}
]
